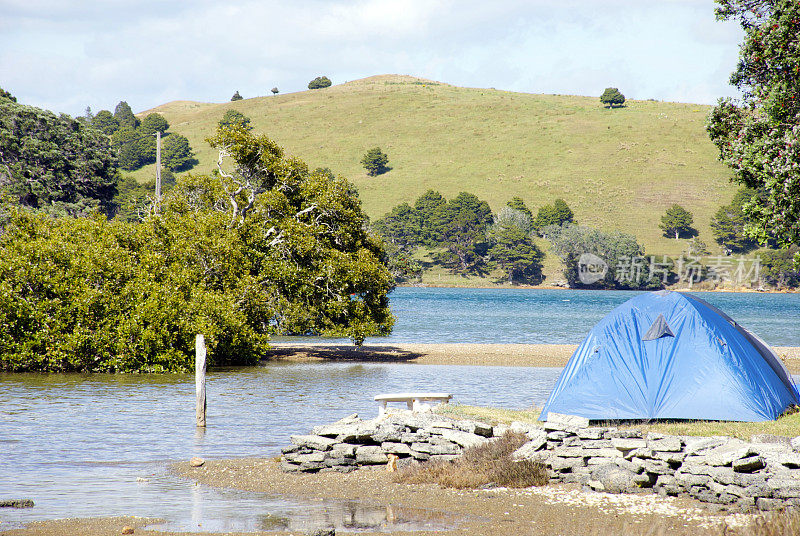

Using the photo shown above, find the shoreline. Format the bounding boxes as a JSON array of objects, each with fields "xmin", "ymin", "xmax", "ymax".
[
  {"xmin": 266, "ymin": 342, "xmax": 800, "ymax": 374},
  {"xmin": 397, "ymin": 283, "xmax": 799, "ymax": 294}
]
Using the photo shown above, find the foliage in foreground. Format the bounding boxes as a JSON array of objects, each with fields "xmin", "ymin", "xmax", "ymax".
[
  {"xmin": 393, "ymin": 431, "xmax": 548, "ymax": 489},
  {"xmin": 708, "ymin": 0, "xmax": 800, "ymax": 251},
  {"xmin": 0, "ymin": 127, "xmax": 394, "ymax": 372}
]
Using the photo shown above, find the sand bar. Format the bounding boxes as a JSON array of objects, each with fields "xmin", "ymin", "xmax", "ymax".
[{"xmin": 267, "ymin": 342, "xmax": 800, "ymax": 373}]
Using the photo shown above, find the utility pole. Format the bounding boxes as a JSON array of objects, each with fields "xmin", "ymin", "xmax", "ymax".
[{"xmin": 155, "ymin": 131, "xmax": 162, "ymax": 200}]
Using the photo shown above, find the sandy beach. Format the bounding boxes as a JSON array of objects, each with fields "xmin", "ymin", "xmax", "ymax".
[{"xmin": 266, "ymin": 342, "xmax": 800, "ymax": 373}]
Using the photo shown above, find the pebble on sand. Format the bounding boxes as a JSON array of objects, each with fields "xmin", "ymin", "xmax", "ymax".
[{"xmin": 189, "ymin": 457, "xmax": 205, "ymax": 467}]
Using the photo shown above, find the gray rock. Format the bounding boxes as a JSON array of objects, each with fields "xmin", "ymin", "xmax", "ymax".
[
  {"xmin": 647, "ymin": 436, "xmax": 683, "ymax": 452},
  {"xmin": 0, "ymin": 500, "xmax": 34, "ymax": 508},
  {"xmin": 324, "ymin": 456, "xmax": 356, "ymax": 467},
  {"xmin": 702, "ymin": 440, "xmax": 754, "ymax": 466},
  {"xmin": 642, "ymin": 459, "xmax": 673, "ymax": 475},
  {"xmin": 613, "ymin": 457, "xmax": 645, "ymax": 474},
  {"xmin": 381, "ymin": 442, "xmax": 413, "ymax": 455},
  {"xmin": 585, "ymin": 447, "xmax": 623, "ymax": 459},
  {"xmin": 492, "ymin": 424, "xmax": 510, "ymax": 437},
  {"xmin": 586, "ymin": 456, "xmax": 621, "ymax": 466},
  {"xmin": 591, "ymin": 464, "xmax": 639, "ymax": 493},
  {"xmin": 355, "ymin": 446, "xmax": 389, "ymax": 465},
  {"xmin": 633, "ymin": 472, "xmax": 657, "ymax": 488},
  {"xmin": 281, "ymin": 444, "xmax": 302, "ymax": 454},
  {"xmin": 409, "ymin": 449, "xmax": 430, "ymax": 461},
  {"xmin": 551, "ymin": 456, "xmax": 586, "ymax": 472},
  {"xmin": 756, "ymin": 497, "xmax": 783, "ymax": 511},
  {"xmin": 331, "ymin": 444, "xmax": 358, "ymax": 457},
  {"xmin": 410, "ymin": 440, "xmax": 460, "ymax": 456},
  {"xmin": 291, "ymin": 434, "xmax": 339, "ymax": 451},
  {"xmin": 307, "ymin": 527, "xmax": 335, "ymax": 536},
  {"xmin": 291, "ymin": 452, "xmax": 326, "ymax": 464},
  {"xmin": 280, "ymin": 461, "xmax": 301, "ymax": 472},
  {"xmin": 626, "ymin": 447, "xmax": 655, "ymax": 460},
  {"xmin": 791, "ymin": 436, "xmax": 800, "ymax": 452},
  {"xmin": 455, "ymin": 420, "xmax": 494, "ymax": 437},
  {"xmin": 439, "ymin": 428, "xmax": 488, "ymax": 449},
  {"xmin": 577, "ymin": 428, "xmax": 607, "ymax": 440},
  {"xmin": 579, "ymin": 439, "xmax": 613, "ymax": 449},
  {"xmin": 751, "ymin": 434, "xmax": 791, "ymax": 446},
  {"xmin": 312, "ymin": 414, "xmax": 360, "ymax": 436},
  {"xmin": 552, "ymin": 446, "xmax": 590, "ymax": 458},
  {"xmin": 547, "ymin": 430, "xmax": 569, "ymax": 441},
  {"xmin": 683, "ymin": 436, "xmax": 728, "ymax": 456},
  {"xmin": 372, "ymin": 424, "xmax": 404, "ymax": 443},
  {"xmin": 675, "ymin": 471, "xmax": 711, "ymax": 488},
  {"xmin": 512, "ymin": 439, "xmax": 546, "ymax": 461},
  {"xmin": 545, "ymin": 412, "xmax": 590, "ymax": 429},
  {"xmin": 606, "ymin": 430, "xmax": 641, "ymax": 439},
  {"xmin": 769, "ymin": 479, "xmax": 800, "ymax": 499},
  {"xmin": 652, "ymin": 451, "xmax": 686, "ymax": 464},
  {"xmin": 732, "ymin": 455, "xmax": 765, "ymax": 473},
  {"xmin": 611, "ymin": 438, "xmax": 646, "ymax": 452},
  {"xmin": 400, "ymin": 431, "xmax": 430, "ymax": 444}
]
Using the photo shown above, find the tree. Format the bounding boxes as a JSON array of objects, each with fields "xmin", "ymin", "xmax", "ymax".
[
  {"xmin": 659, "ymin": 204, "xmax": 695, "ymax": 239},
  {"xmin": 114, "ymin": 101, "xmax": 139, "ymax": 130},
  {"xmin": 413, "ymin": 189, "xmax": 448, "ymax": 245},
  {"xmin": 760, "ymin": 246, "xmax": 800, "ymax": 288},
  {"xmin": 487, "ymin": 208, "xmax": 543, "ymax": 284},
  {"xmin": 534, "ymin": 198, "xmax": 574, "ymax": 231},
  {"xmin": 271, "ymin": 87, "xmax": 279, "ymax": 95},
  {"xmin": 546, "ymin": 223, "xmax": 649, "ymax": 288},
  {"xmin": 231, "ymin": 90, "xmax": 243, "ymax": 101},
  {"xmin": 710, "ymin": 187, "xmax": 759, "ymax": 253},
  {"xmin": 435, "ymin": 192, "xmax": 493, "ymax": 273},
  {"xmin": 707, "ymin": 0, "xmax": 800, "ymax": 251},
  {"xmin": 111, "ymin": 127, "xmax": 143, "ymax": 171},
  {"xmin": 136, "ymin": 113, "xmax": 170, "ymax": 163},
  {"xmin": 373, "ymin": 202, "xmax": 421, "ymax": 251},
  {"xmin": 507, "ymin": 196, "xmax": 532, "ymax": 218},
  {"xmin": 0, "ymin": 99, "xmax": 118, "ymax": 217},
  {"xmin": 361, "ymin": 147, "xmax": 389, "ymax": 176},
  {"xmin": 0, "ymin": 87, "xmax": 16, "ymax": 102},
  {"xmin": 218, "ymin": 109, "xmax": 252, "ymax": 131},
  {"xmin": 308, "ymin": 76, "xmax": 332, "ymax": 89},
  {"xmin": 92, "ymin": 110, "xmax": 119, "ymax": 135},
  {"xmin": 600, "ymin": 87, "xmax": 626, "ymax": 108},
  {"xmin": 161, "ymin": 133, "xmax": 196, "ymax": 172}
]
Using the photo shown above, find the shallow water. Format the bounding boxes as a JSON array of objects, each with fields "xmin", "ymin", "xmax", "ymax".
[{"xmin": 0, "ymin": 363, "xmax": 561, "ymax": 531}]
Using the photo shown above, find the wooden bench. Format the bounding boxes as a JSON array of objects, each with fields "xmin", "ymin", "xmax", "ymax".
[{"xmin": 374, "ymin": 392, "xmax": 452, "ymax": 416}]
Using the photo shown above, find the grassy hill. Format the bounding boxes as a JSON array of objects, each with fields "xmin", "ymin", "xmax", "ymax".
[{"xmin": 136, "ymin": 74, "xmax": 736, "ymax": 264}]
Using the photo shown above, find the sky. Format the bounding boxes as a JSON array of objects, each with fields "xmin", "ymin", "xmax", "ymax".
[{"xmin": 0, "ymin": 0, "xmax": 745, "ymax": 117}]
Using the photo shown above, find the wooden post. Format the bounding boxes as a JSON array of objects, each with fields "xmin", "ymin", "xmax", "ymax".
[{"xmin": 195, "ymin": 334, "xmax": 206, "ymax": 427}]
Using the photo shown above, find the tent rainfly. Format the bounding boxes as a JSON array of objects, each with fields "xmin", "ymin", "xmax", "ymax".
[{"xmin": 540, "ymin": 290, "xmax": 799, "ymax": 422}]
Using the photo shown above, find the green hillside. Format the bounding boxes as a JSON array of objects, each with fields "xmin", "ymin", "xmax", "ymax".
[{"xmin": 136, "ymin": 74, "xmax": 736, "ymax": 259}]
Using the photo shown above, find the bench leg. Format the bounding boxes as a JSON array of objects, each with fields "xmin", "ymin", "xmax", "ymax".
[
  {"xmin": 379, "ymin": 401, "xmax": 387, "ymax": 418},
  {"xmin": 407, "ymin": 400, "xmax": 414, "ymax": 411}
]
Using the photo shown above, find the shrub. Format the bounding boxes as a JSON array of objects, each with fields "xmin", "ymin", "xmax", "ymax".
[
  {"xmin": 393, "ymin": 431, "xmax": 548, "ymax": 489},
  {"xmin": 308, "ymin": 76, "xmax": 332, "ymax": 89},
  {"xmin": 600, "ymin": 87, "xmax": 626, "ymax": 108},
  {"xmin": 360, "ymin": 147, "xmax": 389, "ymax": 176}
]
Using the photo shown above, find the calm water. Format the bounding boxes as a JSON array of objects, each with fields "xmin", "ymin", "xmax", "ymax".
[
  {"xmin": 280, "ymin": 288, "xmax": 800, "ymax": 346},
  {"xmin": 1, "ymin": 288, "xmax": 798, "ymax": 532}
]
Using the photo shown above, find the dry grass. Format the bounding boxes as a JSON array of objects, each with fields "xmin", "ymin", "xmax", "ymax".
[
  {"xmin": 734, "ymin": 510, "xmax": 800, "ymax": 536},
  {"xmin": 437, "ymin": 404, "xmax": 800, "ymax": 440},
  {"xmin": 393, "ymin": 431, "xmax": 548, "ymax": 489}
]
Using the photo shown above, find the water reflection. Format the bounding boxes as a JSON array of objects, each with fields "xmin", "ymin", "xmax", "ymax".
[{"xmin": 147, "ymin": 493, "xmax": 458, "ymax": 534}]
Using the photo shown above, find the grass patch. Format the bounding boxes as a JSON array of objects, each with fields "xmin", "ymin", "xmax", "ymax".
[
  {"xmin": 736, "ymin": 510, "xmax": 800, "ymax": 536},
  {"xmin": 393, "ymin": 431, "xmax": 548, "ymax": 489},
  {"xmin": 436, "ymin": 404, "xmax": 800, "ymax": 439}
]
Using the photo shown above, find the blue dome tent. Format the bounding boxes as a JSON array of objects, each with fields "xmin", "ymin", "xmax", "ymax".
[{"xmin": 540, "ymin": 291, "xmax": 798, "ymax": 422}]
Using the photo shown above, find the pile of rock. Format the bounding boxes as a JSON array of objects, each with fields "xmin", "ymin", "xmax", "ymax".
[
  {"xmin": 509, "ymin": 414, "xmax": 800, "ymax": 512},
  {"xmin": 281, "ymin": 412, "xmax": 494, "ymax": 473}
]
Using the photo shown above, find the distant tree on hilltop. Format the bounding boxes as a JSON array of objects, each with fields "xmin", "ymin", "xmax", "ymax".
[
  {"xmin": 600, "ymin": 87, "xmax": 626, "ymax": 108},
  {"xmin": 308, "ymin": 76, "xmax": 332, "ymax": 90},
  {"xmin": 271, "ymin": 87, "xmax": 279, "ymax": 96},
  {"xmin": 231, "ymin": 91, "xmax": 243, "ymax": 101}
]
